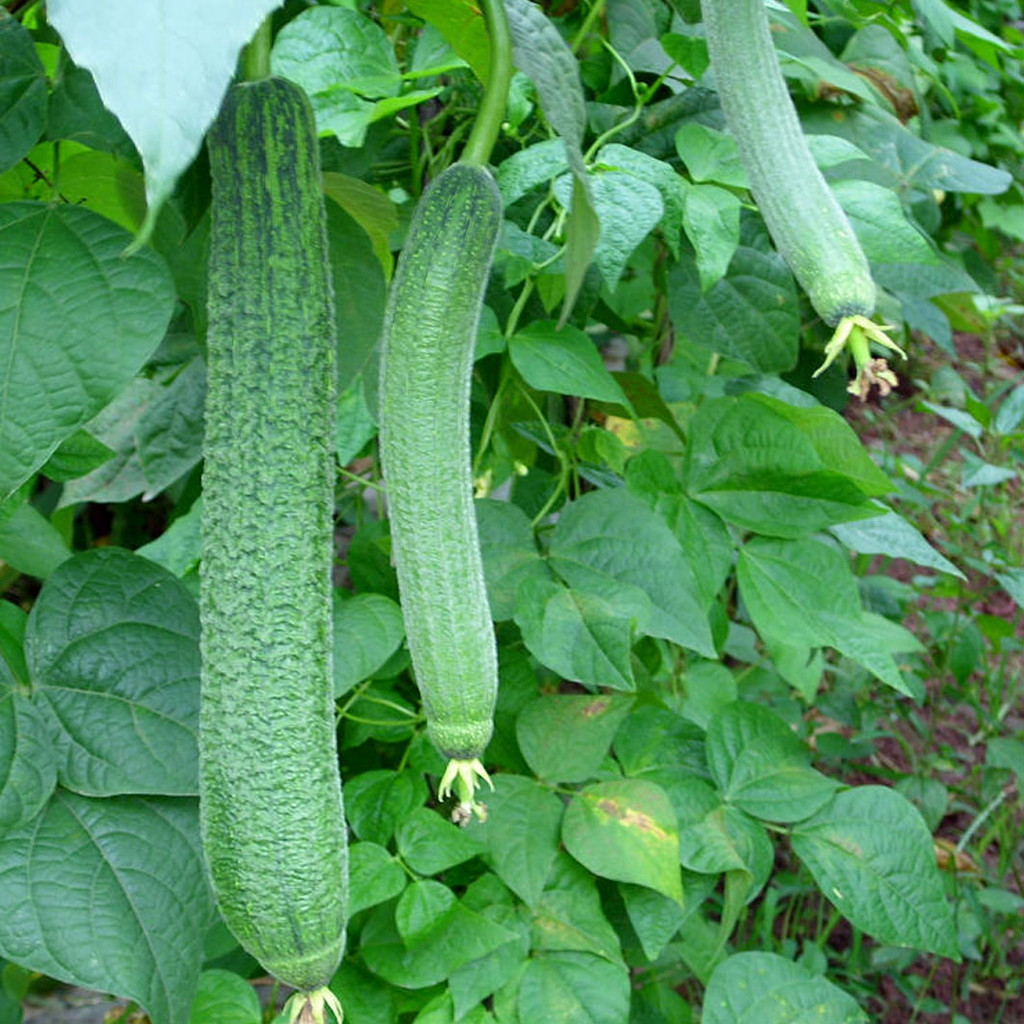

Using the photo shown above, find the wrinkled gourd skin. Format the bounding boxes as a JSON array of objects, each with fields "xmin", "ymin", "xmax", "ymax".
[
  {"xmin": 378, "ymin": 163, "xmax": 502, "ymax": 765},
  {"xmin": 701, "ymin": 0, "xmax": 875, "ymax": 326},
  {"xmin": 201, "ymin": 77, "xmax": 347, "ymax": 994}
]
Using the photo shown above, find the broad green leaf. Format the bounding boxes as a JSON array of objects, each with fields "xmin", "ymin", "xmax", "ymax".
[
  {"xmin": 560, "ymin": 177, "xmax": 601, "ymax": 323},
  {"xmin": 993, "ymin": 384, "xmax": 1024, "ymax": 436},
  {"xmin": 348, "ymin": 842, "xmax": 407, "ymax": 917},
  {"xmin": 791, "ymin": 787, "xmax": 959, "ymax": 958},
  {"xmin": 703, "ymin": 952, "xmax": 867, "ymax": 1024},
  {"xmin": 136, "ymin": 356, "xmax": 206, "ymax": 500},
  {"xmin": 518, "ymin": 952, "xmax": 630, "ymax": 1024},
  {"xmin": 0, "ymin": 502, "xmax": 73, "ymax": 580},
  {"xmin": 271, "ymin": 7, "xmax": 399, "ymax": 146},
  {"xmin": 322, "ymin": 171, "xmax": 398, "ymax": 279},
  {"xmin": 405, "ymin": 0, "xmax": 490, "ymax": 82},
  {"xmin": 681, "ymin": 182, "xmax": 742, "ymax": 291},
  {"xmin": 620, "ymin": 882, "xmax": 687, "ymax": 961},
  {"xmin": 0, "ymin": 792, "xmax": 213, "ymax": 1024},
  {"xmin": 449, "ymin": 908, "xmax": 530, "ymax": 1020},
  {"xmin": 686, "ymin": 396, "xmax": 881, "ymax": 536},
  {"xmin": 516, "ymin": 693, "xmax": 635, "ymax": 782},
  {"xmin": 330, "ymin": 962, "xmax": 398, "ymax": 1024},
  {"xmin": 597, "ymin": 144, "xmax": 685, "ymax": 258},
  {"xmin": 472, "ymin": 775, "xmax": 563, "ymax": 905},
  {"xmin": 513, "ymin": 575, "xmax": 640, "ymax": 691},
  {"xmin": 563, "ymin": 779, "xmax": 683, "ymax": 904},
  {"xmin": 674, "ymin": 123, "xmax": 749, "ymax": 189},
  {"xmin": 326, "ymin": 200, "xmax": 387, "ymax": 391},
  {"xmin": 396, "ymin": 880, "xmax": 457, "ymax": 945},
  {"xmin": 667, "ymin": 214, "xmax": 799, "ymax": 374},
  {"xmin": 531, "ymin": 883, "xmax": 622, "ymax": 962},
  {"xmin": 675, "ymin": 792, "xmax": 772, "ymax": 891},
  {"xmin": 0, "ymin": 676, "xmax": 56, "ymax": 836},
  {"xmin": 496, "ymin": 139, "xmax": 570, "ymax": 206},
  {"xmin": 0, "ymin": 601, "xmax": 28, "ymax": 685},
  {"xmin": 136, "ymin": 499, "xmax": 202, "ymax": 579},
  {"xmin": 40, "ymin": 430, "xmax": 115, "ymax": 483},
  {"xmin": 189, "ymin": 969, "xmax": 261, "ymax": 1024},
  {"xmin": 0, "ymin": 203, "xmax": 174, "ymax": 500},
  {"xmin": 549, "ymin": 488, "xmax": 714, "ymax": 656},
  {"xmin": 831, "ymin": 507, "xmax": 966, "ymax": 581},
  {"xmin": 360, "ymin": 899, "xmax": 517, "ymax": 990},
  {"xmin": 554, "ymin": 172, "xmax": 664, "ymax": 290},
  {"xmin": 509, "ymin": 321, "xmax": 627, "ymax": 404},
  {"xmin": 395, "ymin": 807, "xmax": 487, "ymax": 876},
  {"xmin": 705, "ymin": 703, "xmax": 836, "ymax": 823},
  {"xmin": 48, "ymin": 0, "xmax": 283, "ymax": 229},
  {"xmin": 25, "ymin": 549, "xmax": 200, "ymax": 796},
  {"xmin": 336, "ymin": 378, "xmax": 378, "ymax": 466},
  {"xmin": 45, "ymin": 61, "xmax": 133, "ymax": 156},
  {"xmin": 0, "ymin": 12, "xmax": 48, "ymax": 174},
  {"xmin": 736, "ymin": 536, "xmax": 860, "ymax": 649},
  {"xmin": 505, "ymin": 0, "xmax": 586, "ymax": 177},
  {"xmin": 414, "ymin": 992, "xmax": 496, "ymax": 1024},
  {"xmin": 476, "ymin": 499, "xmax": 551, "ymax": 622},
  {"xmin": 613, "ymin": 705, "xmax": 707, "ymax": 781},
  {"xmin": 332, "ymin": 592, "xmax": 405, "ymax": 698},
  {"xmin": 678, "ymin": 660, "xmax": 736, "ymax": 731}
]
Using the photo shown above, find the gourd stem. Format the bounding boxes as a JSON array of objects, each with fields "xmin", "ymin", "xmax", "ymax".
[
  {"xmin": 461, "ymin": 0, "xmax": 513, "ymax": 167},
  {"xmin": 243, "ymin": 17, "xmax": 273, "ymax": 82}
]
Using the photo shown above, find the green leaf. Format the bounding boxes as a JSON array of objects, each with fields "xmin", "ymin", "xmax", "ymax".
[
  {"xmin": 136, "ymin": 356, "xmax": 206, "ymax": 499},
  {"xmin": 703, "ymin": 952, "xmax": 867, "ymax": 1024},
  {"xmin": 516, "ymin": 693, "xmax": 635, "ymax": 783},
  {"xmin": 613, "ymin": 705, "xmax": 707, "ymax": 781},
  {"xmin": 531, "ymin": 883, "xmax": 622, "ymax": 962},
  {"xmin": 549, "ymin": 488, "xmax": 714, "ymax": 656},
  {"xmin": 0, "ymin": 502, "xmax": 73, "ymax": 580},
  {"xmin": 791, "ymin": 786, "xmax": 959, "ymax": 958},
  {"xmin": 326, "ymin": 200, "xmax": 388, "ymax": 392},
  {"xmin": 554, "ymin": 172, "xmax": 664, "ymax": 290},
  {"xmin": 496, "ymin": 139, "xmax": 570, "ymax": 206},
  {"xmin": 620, "ymin": 882, "xmax": 687, "ymax": 961},
  {"xmin": 667, "ymin": 213, "xmax": 799, "ymax": 374},
  {"xmin": 0, "ymin": 675, "xmax": 56, "ymax": 836},
  {"xmin": 395, "ymin": 807, "xmax": 487, "ymax": 876},
  {"xmin": 476, "ymin": 499, "xmax": 551, "ymax": 622},
  {"xmin": 509, "ymin": 321, "xmax": 627, "ymax": 404},
  {"xmin": 596, "ymin": 145, "xmax": 685, "ymax": 259},
  {"xmin": 396, "ymin": 880, "xmax": 457, "ymax": 945},
  {"xmin": 25, "ymin": 549, "xmax": 200, "ymax": 796},
  {"xmin": 405, "ymin": 0, "xmax": 489, "ymax": 83},
  {"xmin": 45, "ymin": 61, "xmax": 133, "ymax": 156},
  {"xmin": 505, "ymin": 0, "xmax": 586, "ymax": 177},
  {"xmin": 473, "ymin": 774, "xmax": 564, "ymax": 905},
  {"xmin": 563, "ymin": 779, "xmax": 683, "ymax": 904},
  {"xmin": 330, "ymin": 962, "xmax": 398, "ymax": 1024},
  {"xmin": 680, "ymin": 182, "xmax": 742, "ymax": 291},
  {"xmin": 360, "ymin": 898, "xmax": 517, "ymax": 990},
  {"xmin": 40, "ymin": 430, "xmax": 115, "ymax": 483},
  {"xmin": 519, "ymin": 952, "xmax": 630, "ymax": 1024},
  {"xmin": 561, "ymin": 177, "xmax": 601, "ymax": 325},
  {"xmin": 332, "ymin": 592, "xmax": 405, "ymax": 698},
  {"xmin": 0, "ymin": 203, "xmax": 174, "ymax": 500},
  {"xmin": 189, "ymin": 969, "xmax": 261, "ymax": 1024},
  {"xmin": 830, "ymin": 510, "xmax": 964, "ymax": 579},
  {"xmin": 0, "ymin": 12, "xmax": 48, "ymax": 174},
  {"xmin": 0, "ymin": 792, "xmax": 213, "ymax": 1024},
  {"xmin": 336, "ymin": 379, "xmax": 378, "ymax": 465},
  {"xmin": 705, "ymin": 703, "xmax": 837, "ymax": 823},
  {"xmin": 348, "ymin": 842, "xmax": 407, "ymax": 917},
  {"xmin": 48, "ymin": 0, "xmax": 283, "ymax": 226},
  {"xmin": 136, "ymin": 499, "xmax": 202, "ymax": 579},
  {"xmin": 678, "ymin": 660, "xmax": 736, "ymax": 731},
  {"xmin": 323, "ymin": 171, "xmax": 399, "ymax": 279},
  {"xmin": 685, "ymin": 395, "xmax": 882, "ymax": 537},
  {"xmin": 449, "ymin": 907, "xmax": 530, "ymax": 1019},
  {"xmin": 674, "ymin": 123, "xmax": 748, "ymax": 189},
  {"xmin": 513, "ymin": 575, "xmax": 640, "ymax": 691}
]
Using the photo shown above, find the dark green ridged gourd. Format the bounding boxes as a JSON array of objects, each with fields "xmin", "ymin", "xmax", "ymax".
[
  {"xmin": 700, "ymin": 0, "xmax": 875, "ymax": 326},
  {"xmin": 200, "ymin": 76, "xmax": 347, "ymax": 1003},
  {"xmin": 378, "ymin": 164, "xmax": 502, "ymax": 818}
]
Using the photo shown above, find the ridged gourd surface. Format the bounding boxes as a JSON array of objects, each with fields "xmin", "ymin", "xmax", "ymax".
[
  {"xmin": 200, "ymin": 77, "xmax": 347, "ymax": 993},
  {"xmin": 701, "ymin": 0, "xmax": 875, "ymax": 325},
  {"xmin": 378, "ymin": 164, "xmax": 502, "ymax": 762}
]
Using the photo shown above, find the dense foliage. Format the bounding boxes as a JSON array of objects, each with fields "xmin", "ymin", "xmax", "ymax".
[{"xmin": 0, "ymin": 0, "xmax": 1021, "ymax": 1022}]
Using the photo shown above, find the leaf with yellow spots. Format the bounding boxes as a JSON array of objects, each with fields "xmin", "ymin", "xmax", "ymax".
[{"xmin": 563, "ymin": 779, "xmax": 683, "ymax": 904}]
